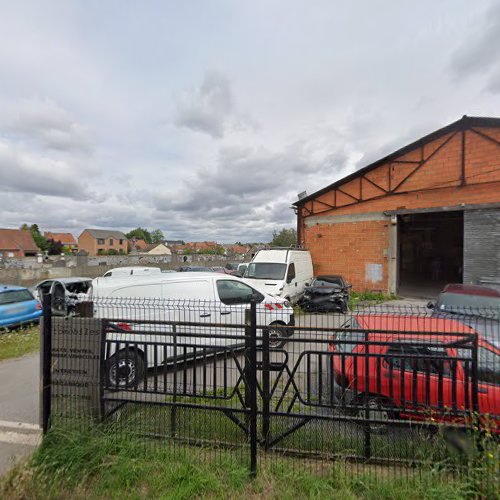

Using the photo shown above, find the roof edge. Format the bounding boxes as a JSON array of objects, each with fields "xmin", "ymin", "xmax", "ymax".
[{"xmin": 294, "ymin": 115, "xmax": 500, "ymax": 206}]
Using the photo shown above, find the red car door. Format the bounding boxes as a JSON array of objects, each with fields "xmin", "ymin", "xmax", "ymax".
[{"xmin": 476, "ymin": 342, "xmax": 500, "ymax": 425}]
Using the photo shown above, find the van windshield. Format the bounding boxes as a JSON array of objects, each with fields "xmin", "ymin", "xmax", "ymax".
[{"xmin": 245, "ymin": 263, "xmax": 286, "ymax": 280}]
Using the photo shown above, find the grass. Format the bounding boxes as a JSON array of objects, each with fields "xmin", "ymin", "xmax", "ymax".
[
  {"xmin": 1, "ymin": 425, "xmax": 493, "ymax": 500},
  {"xmin": 349, "ymin": 291, "xmax": 399, "ymax": 309},
  {"xmin": 0, "ymin": 324, "xmax": 40, "ymax": 361}
]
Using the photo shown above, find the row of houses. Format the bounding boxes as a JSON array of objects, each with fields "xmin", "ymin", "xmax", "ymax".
[{"xmin": 0, "ymin": 228, "xmax": 250, "ymax": 258}]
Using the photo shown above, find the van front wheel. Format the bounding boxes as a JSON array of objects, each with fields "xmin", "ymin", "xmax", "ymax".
[
  {"xmin": 106, "ymin": 349, "xmax": 145, "ymax": 389},
  {"xmin": 266, "ymin": 322, "xmax": 287, "ymax": 348}
]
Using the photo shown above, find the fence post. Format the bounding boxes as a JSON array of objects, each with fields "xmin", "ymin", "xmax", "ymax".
[
  {"xmin": 363, "ymin": 329, "xmax": 371, "ymax": 459},
  {"xmin": 244, "ymin": 301, "xmax": 258, "ymax": 477},
  {"xmin": 262, "ymin": 317, "xmax": 270, "ymax": 450},
  {"xmin": 41, "ymin": 293, "xmax": 53, "ymax": 434}
]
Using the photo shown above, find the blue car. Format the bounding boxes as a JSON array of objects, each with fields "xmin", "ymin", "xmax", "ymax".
[{"xmin": 0, "ymin": 284, "xmax": 42, "ymax": 328}]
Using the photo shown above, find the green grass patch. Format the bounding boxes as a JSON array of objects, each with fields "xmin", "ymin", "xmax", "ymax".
[
  {"xmin": 349, "ymin": 291, "xmax": 399, "ymax": 309},
  {"xmin": 2, "ymin": 425, "xmax": 494, "ymax": 500},
  {"xmin": 0, "ymin": 324, "xmax": 40, "ymax": 361}
]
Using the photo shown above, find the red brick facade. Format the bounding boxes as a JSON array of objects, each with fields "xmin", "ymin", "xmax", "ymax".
[{"xmin": 295, "ymin": 117, "xmax": 500, "ymax": 292}]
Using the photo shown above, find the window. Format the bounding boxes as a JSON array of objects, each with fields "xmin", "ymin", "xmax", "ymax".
[
  {"xmin": 216, "ymin": 280, "xmax": 264, "ymax": 305},
  {"xmin": 385, "ymin": 345, "xmax": 450, "ymax": 375},
  {"xmin": 245, "ymin": 263, "xmax": 286, "ymax": 280},
  {"xmin": 0, "ymin": 289, "xmax": 34, "ymax": 305},
  {"xmin": 286, "ymin": 263, "xmax": 296, "ymax": 283},
  {"xmin": 477, "ymin": 346, "xmax": 499, "ymax": 385},
  {"xmin": 119, "ymin": 239, "xmax": 123, "ymax": 245},
  {"xmin": 97, "ymin": 238, "xmax": 105, "ymax": 245},
  {"xmin": 109, "ymin": 239, "xmax": 114, "ymax": 246},
  {"xmin": 334, "ymin": 318, "xmax": 363, "ymax": 353}
]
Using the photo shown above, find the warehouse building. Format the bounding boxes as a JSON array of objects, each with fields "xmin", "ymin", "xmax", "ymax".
[{"xmin": 294, "ymin": 116, "xmax": 500, "ymax": 296}]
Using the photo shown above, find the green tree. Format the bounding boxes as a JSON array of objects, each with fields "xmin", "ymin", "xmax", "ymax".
[
  {"xmin": 270, "ymin": 228, "xmax": 297, "ymax": 247},
  {"xmin": 23, "ymin": 223, "xmax": 49, "ymax": 252},
  {"xmin": 150, "ymin": 229, "xmax": 164, "ymax": 244},
  {"xmin": 126, "ymin": 227, "xmax": 152, "ymax": 244}
]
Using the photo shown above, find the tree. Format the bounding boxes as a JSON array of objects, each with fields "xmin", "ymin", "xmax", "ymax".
[
  {"xmin": 150, "ymin": 229, "xmax": 164, "ymax": 244},
  {"xmin": 126, "ymin": 227, "xmax": 152, "ymax": 244},
  {"xmin": 46, "ymin": 238, "xmax": 64, "ymax": 255},
  {"xmin": 270, "ymin": 228, "xmax": 297, "ymax": 247},
  {"xmin": 22, "ymin": 223, "xmax": 49, "ymax": 252}
]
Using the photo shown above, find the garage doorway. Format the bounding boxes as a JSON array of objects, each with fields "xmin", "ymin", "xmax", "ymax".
[{"xmin": 397, "ymin": 211, "xmax": 463, "ymax": 297}]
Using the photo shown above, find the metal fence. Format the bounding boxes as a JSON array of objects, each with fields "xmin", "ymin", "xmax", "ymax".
[{"xmin": 41, "ymin": 295, "xmax": 500, "ymax": 482}]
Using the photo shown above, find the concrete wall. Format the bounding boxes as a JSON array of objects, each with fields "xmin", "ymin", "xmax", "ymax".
[{"xmin": 0, "ymin": 253, "xmax": 246, "ymax": 287}]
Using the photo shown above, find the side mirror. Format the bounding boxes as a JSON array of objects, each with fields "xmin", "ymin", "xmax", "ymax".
[
  {"xmin": 304, "ymin": 282, "xmax": 310, "ymax": 287},
  {"xmin": 427, "ymin": 301, "xmax": 435, "ymax": 310}
]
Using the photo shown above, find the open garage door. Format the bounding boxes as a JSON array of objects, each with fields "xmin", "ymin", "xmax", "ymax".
[{"xmin": 397, "ymin": 211, "xmax": 463, "ymax": 297}]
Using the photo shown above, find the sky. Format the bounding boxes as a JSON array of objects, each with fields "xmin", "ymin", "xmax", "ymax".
[{"xmin": 0, "ymin": 0, "xmax": 499, "ymax": 243}]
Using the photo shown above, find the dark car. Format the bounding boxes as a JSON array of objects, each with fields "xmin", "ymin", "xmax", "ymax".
[
  {"xmin": 298, "ymin": 275, "xmax": 350, "ymax": 313},
  {"xmin": 427, "ymin": 284, "xmax": 500, "ymax": 346}
]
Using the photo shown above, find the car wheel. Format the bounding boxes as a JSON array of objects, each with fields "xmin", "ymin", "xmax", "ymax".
[
  {"xmin": 106, "ymin": 349, "xmax": 145, "ymax": 389},
  {"xmin": 266, "ymin": 322, "xmax": 287, "ymax": 348},
  {"xmin": 355, "ymin": 396, "xmax": 393, "ymax": 434}
]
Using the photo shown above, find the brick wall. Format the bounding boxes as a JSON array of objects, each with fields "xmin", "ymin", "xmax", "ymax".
[{"xmin": 305, "ymin": 218, "xmax": 389, "ymax": 291}]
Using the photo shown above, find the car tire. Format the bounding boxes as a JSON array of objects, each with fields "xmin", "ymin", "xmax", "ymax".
[
  {"xmin": 266, "ymin": 322, "xmax": 287, "ymax": 348},
  {"xmin": 106, "ymin": 348, "xmax": 145, "ymax": 389}
]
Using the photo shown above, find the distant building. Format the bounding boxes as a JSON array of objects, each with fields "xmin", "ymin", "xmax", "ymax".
[
  {"xmin": 177, "ymin": 241, "xmax": 218, "ymax": 254},
  {"xmin": 78, "ymin": 229, "xmax": 128, "ymax": 256},
  {"xmin": 129, "ymin": 239, "xmax": 148, "ymax": 252},
  {"xmin": 44, "ymin": 232, "xmax": 78, "ymax": 251},
  {"xmin": 224, "ymin": 244, "xmax": 250, "ymax": 255},
  {"xmin": 0, "ymin": 229, "xmax": 39, "ymax": 257},
  {"xmin": 142, "ymin": 243, "xmax": 172, "ymax": 256}
]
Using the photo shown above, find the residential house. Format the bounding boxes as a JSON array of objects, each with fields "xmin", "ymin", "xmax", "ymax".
[
  {"xmin": 142, "ymin": 243, "xmax": 172, "ymax": 256},
  {"xmin": 44, "ymin": 232, "xmax": 78, "ymax": 252},
  {"xmin": 224, "ymin": 244, "xmax": 250, "ymax": 256},
  {"xmin": 177, "ymin": 241, "xmax": 218, "ymax": 254},
  {"xmin": 78, "ymin": 229, "xmax": 128, "ymax": 256},
  {"xmin": 0, "ymin": 228, "xmax": 39, "ymax": 257}
]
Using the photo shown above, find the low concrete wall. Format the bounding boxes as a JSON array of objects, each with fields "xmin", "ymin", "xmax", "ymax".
[{"xmin": 0, "ymin": 253, "xmax": 246, "ymax": 287}]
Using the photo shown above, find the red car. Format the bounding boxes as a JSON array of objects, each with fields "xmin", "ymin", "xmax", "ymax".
[{"xmin": 329, "ymin": 315, "xmax": 500, "ymax": 431}]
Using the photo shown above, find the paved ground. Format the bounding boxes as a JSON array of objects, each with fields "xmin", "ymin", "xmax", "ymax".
[{"xmin": 0, "ymin": 353, "xmax": 41, "ymax": 476}]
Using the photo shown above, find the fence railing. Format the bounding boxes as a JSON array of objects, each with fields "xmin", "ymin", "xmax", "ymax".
[{"xmin": 41, "ymin": 295, "xmax": 500, "ymax": 479}]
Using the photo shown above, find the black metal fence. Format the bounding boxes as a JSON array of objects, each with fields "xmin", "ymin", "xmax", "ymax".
[{"xmin": 41, "ymin": 295, "xmax": 500, "ymax": 481}]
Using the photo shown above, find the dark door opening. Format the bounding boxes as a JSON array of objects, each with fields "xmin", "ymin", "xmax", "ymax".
[{"xmin": 398, "ymin": 211, "xmax": 463, "ymax": 297}]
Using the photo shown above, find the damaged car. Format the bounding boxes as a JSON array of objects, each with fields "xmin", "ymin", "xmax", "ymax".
[
  {"xmin": 298, "ymin": 275, "xmax": 351, "ymax": 313},
  {"xmin": 33, "ymin": 277, "xmax": 92, "ymax": 316}
]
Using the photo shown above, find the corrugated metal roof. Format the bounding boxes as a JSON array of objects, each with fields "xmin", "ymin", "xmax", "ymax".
[{"xmin": 294, "ymin": 115, "xmax": 500, "ymax": 206}]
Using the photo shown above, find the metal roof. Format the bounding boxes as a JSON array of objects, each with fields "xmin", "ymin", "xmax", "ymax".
[{"xmin": 294, "ymin": 115, "xmax": 500, "ymax": 206}]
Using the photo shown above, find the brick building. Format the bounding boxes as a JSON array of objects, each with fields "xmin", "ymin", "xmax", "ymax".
[
  {"xmin": 0, "ymin": 229, "xmax": 39, "ymax": 257},
  {"xmin": 294, "ymin": 116, "xmax": 500, "ymax": 295},
  {"xmin": 78, "ymin": 229, "xmax": 128, "ymax": 256}
]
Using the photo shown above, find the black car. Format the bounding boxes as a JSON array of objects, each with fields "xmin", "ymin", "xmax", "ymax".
[{"xmin": 298, "ymin": 275, "xmax": 351, "ymax": 313}]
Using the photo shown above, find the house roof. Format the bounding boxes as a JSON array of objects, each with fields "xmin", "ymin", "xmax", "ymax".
[
  {"xmin": 294, "ymin": 115, "xmax": 500, "ymax": 206},
  {"xmin": 143, "ymin": 243, "xmax": 169, "ymax": 252},
  {"xmin": 0, "ymin": 229, "xmax": 39, "ymax": 253},
  {"xmin": 45, "ymin": 232, "xmax": 77, "ymax": 245},
  {"xmin": 82, "ymin": 229, "xmax": 128, "ymax": 240},
  {"xmin": 131, "ymin": 239, "xmax": 148, "ymax": 250}
]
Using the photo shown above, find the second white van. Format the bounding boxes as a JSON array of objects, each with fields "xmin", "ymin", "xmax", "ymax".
[{"xmin": 243, "ymin": 249, "xmax": 313, "ymax": 303}]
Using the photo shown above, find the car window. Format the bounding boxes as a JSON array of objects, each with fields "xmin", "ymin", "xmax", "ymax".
[
  {"xmin": 0, "ymin": 289, "xmax": 34, "ymax": 305},
  {"xmin": 335, "ymin": 318, "xmax": 363, "ymax": 353},
  {"xmin": 245, "ymin": 263, "xmax": 286, "ymax": 280},
  {"xmin": 385, "ymin": 345, "xmax": 450, "ymax": 375},
  {"xmin": 314, "ymin": 277, "xmax": 343, "ymax": 287},
  {"xmin": 66, "ymin": 282, "xmax": 91, "ymax": 294},
  {"xmin": 216, "ymin": 280, "xmax": 264, "ymax": 305},
  {"xmin": 286, "ymin": 263, "xmax": 296, "ymax": 283},
  {"xmin": 477, "ymin": 346, "xmax": 499, "ymax": 385}
]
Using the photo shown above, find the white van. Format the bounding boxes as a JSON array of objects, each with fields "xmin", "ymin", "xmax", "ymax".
[
  {"xmin": 103, "ymin": 266, "xmax": 162, "ymax": 277},
  {"xmin": 90, "ymin": 272, "xmax": 294, "ymax": 386},
  {"xmin": 243, "ymin": 249, "xmax": 313, "ymax": 303}
]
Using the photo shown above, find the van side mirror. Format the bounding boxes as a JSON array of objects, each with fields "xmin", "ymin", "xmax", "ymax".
[{"xmin": 427, "ymin": 301, "xmax": 435, "ymax": 310}]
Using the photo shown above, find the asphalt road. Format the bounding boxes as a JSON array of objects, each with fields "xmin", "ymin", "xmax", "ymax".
[{"xmin": 0, "ymin": 353, "xmax": 41, "ymax": 475}]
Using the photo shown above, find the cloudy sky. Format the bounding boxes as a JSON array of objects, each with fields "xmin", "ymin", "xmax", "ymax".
[{"xmin": 1, "ymin": 1, "xmax": 499, "ymax": 243}]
